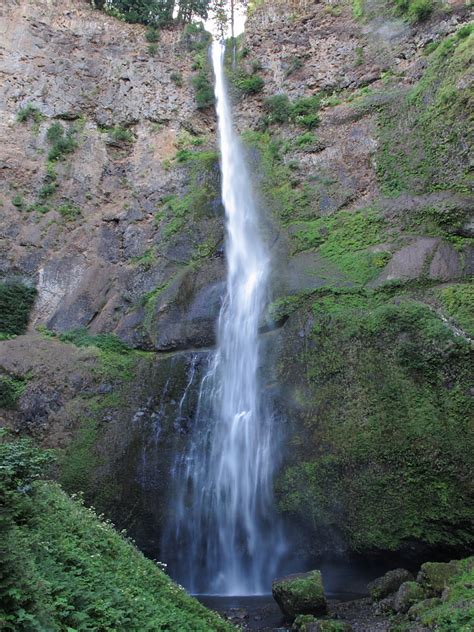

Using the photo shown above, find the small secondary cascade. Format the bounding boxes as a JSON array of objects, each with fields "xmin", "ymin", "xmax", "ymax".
[{"xmin": 164, "ymin": 41, "xmax": 286, "ymax": 595}]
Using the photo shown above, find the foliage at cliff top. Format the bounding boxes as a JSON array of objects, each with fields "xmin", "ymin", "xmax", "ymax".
[
  {"xmin": 91, "ymin": 0, "xmax": 213, "ymax": 25},
  {"xmin": 0, "ymin": 435, "xmax": 234, "ymax": 631}
]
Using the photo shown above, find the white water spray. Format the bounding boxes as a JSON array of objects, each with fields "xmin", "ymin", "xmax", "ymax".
[{"xmin": 165, "ymin": 41, "xmax": 286, "ymax": 596}]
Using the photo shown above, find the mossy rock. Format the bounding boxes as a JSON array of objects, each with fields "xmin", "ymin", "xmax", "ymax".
[
  {"xmin": 292, "ymin": 615, "xmax": 352, "ymax": 631},
  {"xmin": 368, "ymin": 568, "xmax": 414, "ymax": 601},
  {"xmin": 273, "ymin": 571, "xmax": 327, "ymax": 621},
  {"xmin": 416, "ymin": 561, "xmax": 461, "ymax": 596},
  {"xmin": 407, "ymin": 597, "xmax": 442, "ymax": 620},
  {"xmin": 393, "ymin": 581, "xmax": 425, "ymax": 613}
]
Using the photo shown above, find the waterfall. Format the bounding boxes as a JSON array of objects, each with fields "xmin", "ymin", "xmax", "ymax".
[{"xmin": 163, "ymin": 41, "xmax": 286, "ymax": 596}]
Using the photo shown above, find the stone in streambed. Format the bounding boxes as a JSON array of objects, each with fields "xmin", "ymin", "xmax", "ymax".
[
  {"xmin": 292, "ymin": 615, "xmax": 353, "ymax": 631},
  {"xmin": 367, "ymin": 568, "xmax": 414, "ymax": 601},
  {"xmin": 272, "ymin": 571, "xmax": 327, "ymax": 621}
]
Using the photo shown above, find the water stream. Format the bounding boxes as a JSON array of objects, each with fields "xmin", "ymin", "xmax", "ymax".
[{"xmin": 163, "ymin": 41, "xmax": 286, "ymax": 595}]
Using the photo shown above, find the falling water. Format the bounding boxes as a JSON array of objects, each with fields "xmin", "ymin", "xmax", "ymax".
[{"xmin": 164, "ymin": 41, "xmax": 286, "ymax": 596}]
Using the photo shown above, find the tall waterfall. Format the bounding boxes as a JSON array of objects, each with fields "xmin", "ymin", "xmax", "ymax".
[{"xmin": 164, "ymin": 41, "xmax": 286, "ymax": 596}]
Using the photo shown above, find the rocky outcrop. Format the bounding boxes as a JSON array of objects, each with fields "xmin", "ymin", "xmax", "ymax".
[{"xmin": 272, "ymin": 570, "xmax": 327, "ymax": 621}]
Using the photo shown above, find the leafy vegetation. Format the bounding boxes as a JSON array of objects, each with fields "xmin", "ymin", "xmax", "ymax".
[
  {"xmin": 192, "ymin": 69, "xmax": 215, "ymax": 109},
  {"xmin": 0, "ymin": 282, "xmax": 36, "ymax": 337},
  {"xmin": 0, "ymin": 435, "xmax": 234, "ymax": 631},
  {"xmin": 263, "ymin": 94, "xmax": 320, "ymax": 128},
  {"xmin": 394, "ymin": 0, "xmax": 435, "ymax": 23},
  {"xmin": 0, "ymin": 375, "xmax": 27, "ymax": 409},
  {"xmin": 58, "ymin": 328, "xmax": 132, "ymax": 355},
  {"xmin": 233, "ymin": 72, "xmax": 265, "ymax": 95},
  {"xmin": 107, "ymin": 125, "xmax": 134, "ymax": 144},
  {"xmin": 16, "ymin": 103, "xmax": 42, "ymax": 124},
  {"xmin": 46, "ymin": 122, "xmax": 77, "ymax": 162},
  {"xmin": 91, "ymin": 0, "xmax": 213, "ymax": 25}
]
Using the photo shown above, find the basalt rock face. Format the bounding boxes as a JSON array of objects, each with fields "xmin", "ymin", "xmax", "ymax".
[
  {"xmin": 0, "ymin": 0, "xmax": 224, "ymax": 352},
  {"xmin": 1, "ymin": 0, "xmax": 473, "ymax": 569},
  {"xmin": 235, "ymin": 0, "xmax": 474, "ymax": 562},
  {"xmin": 0, "ymin": 0, "xmax": 223, "ymax": 549}
]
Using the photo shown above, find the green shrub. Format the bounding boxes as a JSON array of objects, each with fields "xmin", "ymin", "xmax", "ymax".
[
  {"xmin": 46, "ymin": 122, "xmax": 77, "ymax": 161},
  {"xmin": 11, "ymin": 195, "xmax": 24, "ymax": 210},
  {"xmin": 170, "ymin": 71, "xmax": 183, "ymax": 86},
  {"xmin": 0, "ymin": 282, "xmax": 36, "ymax": 336},
  {"xmin": 0, "ymin": 375, "xmax": 27, "ymax": 409},
  {"xmin": 264, "ymin": 94, "xmax": 291, "ymax": 123},
  {"xmin": 108, "ymin": 125, "xmax": 134, "ymax": 144},
  {"xmin": 16, "ymin": 103, "xmax": 42, "ymax": 124},
  {"xmin": 145, "ymin": 26, "xmax": 159, "ymax": 42},
  {"xmin": 58, "ymin": 201, "xmax": 81, "ymax": 221},
  {"xmin": 192, "ymin": 70, "xmax": 215, "ymax": 109},
  {"xmin": 148, "ymin": 43, "xmax": 158, "ymax": 55},
  {"xmin": 394, "ymin": 0, "xmax": 434, "ymax": 22},
  {"xmin": 234, "ymin": 73, "xmax": 265, "ymax": 95}
]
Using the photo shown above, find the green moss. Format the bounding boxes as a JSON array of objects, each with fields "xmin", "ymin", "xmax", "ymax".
[
  {"xmin": 291, "ymin": 207, "xmax": 391, "ymax": 284},
  {"xmin": 276, "ymin": 295, "xmax": 473, "ymax": 554},
  {"xmin": 0, "ymin": 282, "xmax": 37, "ymax": 336},
  {"xmin": 1, "ymin": 437, "xmax": 234, "ymax": 631},
  {"xmin": 437, "ymin": 284, "xmax": 474, "ymax": 337},
  {"xmin": 376, "ymin": 28, "xmax": 473, "ymax": 195}
]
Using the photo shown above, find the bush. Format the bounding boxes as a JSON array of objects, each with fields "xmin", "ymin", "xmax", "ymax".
[
  {"xmin": 234, "ymin": 73, "xmax": 265, "ymax": 95},
  {"xmin": 0, "ymin": 282, "xmax": 36, "ymax": 336},
  {"xmin": 46, "ymin": 122, "xmax": 77, "ymax": 161},
  {"xmin": 11, "ymin": 195, "xmax": 24, "ymax": 210},
  {"xmin": 0, "ymin": 375, "xmax": 26, "ymax": 409},
  {"xmin": 58, "ymin": 201, "xmax": 81, "ymax": 221},
  {"xmin": 394, "ymin": 0, "xmax": 434, "ymax": 22},
  {"xmin": 108, "ymin": 125, "xmax": 134, "ymax": 144},
  {"xmin": 192, "ymin": 70, "xmax": 215, "ymax": 109},
  {"xmin": 16, "ymin": 103, "xmax": 42, "ymax": 124},
  {"xmin": 170, "ymin": 71, "xmax": 183, "ymax": 86},
  {"xmin": 145, "ymin": 26, "xmax": 159, "ymax": 42},
  {"xmin": 148, "ymin": 43, "xmax": 158, "ymax": 55},
  {"xmin": 264, "ymin": 94, "xmax": 291, "ymax": 123}
]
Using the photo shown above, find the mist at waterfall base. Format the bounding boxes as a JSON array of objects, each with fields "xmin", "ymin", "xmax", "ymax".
[{"xmin": 161, "ymin": 41, "xmax": 288, "ymax": 596}]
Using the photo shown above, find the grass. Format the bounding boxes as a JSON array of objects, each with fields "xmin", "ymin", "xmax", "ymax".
[
  {"xmin": 108, "ymin": 126, "xmax": 134, "ymax": 144},
  {"xmin": 0, "ymin": 436, "xmax": 234, "ymax": 631}
]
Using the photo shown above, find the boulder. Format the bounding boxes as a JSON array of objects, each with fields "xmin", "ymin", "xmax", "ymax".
[
  {"xmin": 407, "ymin": 597, "xmax": 442, "ymax": 621},
  {"xmin": 393, "ymin": 581, "xmax": 425, "ymax": 613},
  {"xmin": 416, "ymin": 561, "xmax": 460, "ymax": 596},
  {"xmin": 292, "ymin": 616, "xmax": 352, "ymax": 632},
  {"xmin": 368, "ymin": 568, "xmax": 414, "ymax": 601},
  {"xmin": 273, "ymin": 571, "xmax": 327, "ymax": 621}
]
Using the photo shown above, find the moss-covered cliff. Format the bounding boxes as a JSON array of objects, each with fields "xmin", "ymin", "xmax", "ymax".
[
  {"xmin": 234, "ymin": 0, "xmax": 473, "ymax": 560},
  {"xmin": 0, "ymin": 0, "xmax": 473, "ymax": 585}
]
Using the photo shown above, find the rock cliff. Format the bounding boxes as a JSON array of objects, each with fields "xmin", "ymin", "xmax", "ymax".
[{"xmin": 1, "ymin": 0, "xmax": 473, "ymax": 567}]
